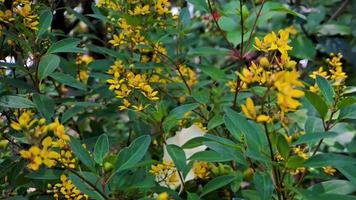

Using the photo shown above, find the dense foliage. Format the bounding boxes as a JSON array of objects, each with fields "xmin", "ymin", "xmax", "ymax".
[{"xmin": 0, "ymin": 0, "xmax": 356, "ymax": 199}]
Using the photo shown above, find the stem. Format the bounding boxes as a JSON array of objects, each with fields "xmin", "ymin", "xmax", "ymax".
[
  {"xmin": 244, "ymin": 0, "xmax": 266, "ymax": 53},
  {"xmin": 67, "ymin": 168, "xmax": 109, "ymax": 200},
  {"xmin": 207, "ymin": 0, "xmax": 238, "ymax": 53}
]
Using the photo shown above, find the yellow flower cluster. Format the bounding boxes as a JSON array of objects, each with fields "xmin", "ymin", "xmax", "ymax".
[
  {"xmin": 228, "ymin": 28, "xmax": 304, "ymax": 122},
  {"xmin": 108, "ymin": 18, "xmax": 148, "ymax": 50},
  {"xmin": 107, "ymin": 60, "xmax": 160, "ymax": 112},
  {"xmin": 0, "ymin": 0, "xmax": 38, "ymax": 31},
  {"xmin": 241, "ymin": 97, "xmax": 271, "ymax": 123},
  {"xmin": 192, "ymin": 161, "xmax": 210, "ymax": 180},
  {"xmin": 14, "ymin": 2, "xmax": 38, "ymax": 31},
  {"xmin": 48, "ymin": 174, "xmax": 88, "ymax": 200},
  {"xmin": 10, "ymin": 110, "xmax": 74, "ymax": 170},
  {"xmin": 76, "ymin": 55, "xmax": 94, "ymax": 84},
  {"xmin": 173, "ymin": 64, "xmax": 198, "ymax": 88},
  {"xmin": 309, "ymin": 53, "xmax": 347, "ymax": 92},
  {"xmin": 150, "ymin": 161, "xmax": 181, "ymax": 189},
  {"xmin": 20, "ymin": 136, "xmax": 59, "ymax": 170}
]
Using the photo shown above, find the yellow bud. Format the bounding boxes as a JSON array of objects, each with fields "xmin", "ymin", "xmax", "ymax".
[{"xmin": 259, "ymin": 57, "xmax": 270, "ymax": 68}]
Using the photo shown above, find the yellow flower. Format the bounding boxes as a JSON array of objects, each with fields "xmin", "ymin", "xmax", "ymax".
[
  {"xmin": 272, "ymin": 71, "xmax": 304, "ymax": 112},
  {"xmin": 48, "ymin": 118, "xmax": 70, "ymax": 141},
  {"xmin": 256, "ymin": 114, "xmax": 271, "ymax": 123},
  {"xmin": 291, "ymin": 167, "xmax": 306, "ymax": 175},
  {"xmin": 0, "ymin": 10, "xmax": 15, "ymax": 23},
  {"xmin": 323, "ymin": 166, "xmax": 336, "ymax": 175},
  {"xmin": 150, "ymin": 161, "xmax": 181, "ymax": 189},
  {"xmin": 241, "ymin": 97, "xmax": 256, "ymax": 120},
  {"xmin": 10, "ymin": 110, "xmax": 37, "ymax": 131},
  {"xmin": 156, "ymin": 192, "xmax": 169, "ymax": 200},
  {"xmin": 118, "ymin": 99, "xmax": 131, "ymax": 111},
  {"xmin": 129, "ymin": 4, "xmax": 150, "ymax": 15},
  {"xmin": 156, "ymin": 0, "xmax": 171, "ymax": 15},
  {"xmin": 193, "ymin": 161, "xmax": 210, "ymax": 180},
  {"xmin": 49, "ymin": 174, "xmax": 88, "ymax": 200},
  {"xmin": 293, "ymin": 146, "xmax": 308, "ymax": 160},
  {"xmin": 132, "ymin": 104, "xmax": 149, "ymax": 112},
  {"xmin": 309, "ymin": 67, "xmax": 328, "ymax": 79},
  {"xmin": 108, "ymin": 34, "xmax": 124, "ymax": 47},
  {"xmin": 20, "ymin": 146, "xmax": 42, "ymax": 170}
]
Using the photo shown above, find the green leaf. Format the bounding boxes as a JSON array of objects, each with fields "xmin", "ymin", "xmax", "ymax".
[
  {"xmin": 0, "ymin": 95, "xmax": 35, "ymax": 108},
  {"xmin": 309, "ymin": 180, "xmax": 356, "ymax": 195},
  {"xmin": 297, "ymin": 189, "xmax": 356, "ymax": 200},
  {"xmin": 290, "ymin": 35, "xmax": 316, "ymax": 59},
  {"xmin": 338, "ymin": 166, "xmax": 356, "ymax": 184},
  {"xmin": 167, "ymin": 144, "xmax": 187, "ymax": 175},
  {"xmin": 32, "ymin": 93, "xmax": 54, "ymax": 120},
  {"xmin": 182, "ymin": 137, "xmax": 207, "ymax": 149},
  {"xmin": 316, "ymin": 75, "xmax": 334, "ymax": 105},
  {"xmin": 286, "ymin": 156, "xmax": 304, "ymax": 169},
  {"xmin": 339, "ymin": 104, "xmax": 356, "ymax": 120},
  {"xmin": 0, "ymin": 158, "xmax": 18, "ymax": 178},
  {"xmin": 200, "ymin": 175, "xmax": 236, "ymax": 197},
  {"xmin": 68, "ymin": 172, "xmax": 105, "ymax": 200},
  {"xmin": 293, "ymin": 132, "xmax": 336, "ymax": 145},
  {"xmin": 94, "ymin": 134, "xmax": 109, "ymax": 165},
  {"xmin": 163, "ymin": 103, "xmax": 200, "ymax": 132},
  {"xmin": 208, "ymin": 115, "xmax": 224, "ymax": 130},
  {"xmin": 253, "ymin": 171, "xmax": 274, "ymax": 200},
  {"xmin": 189, "ymin": 150, "xmax": 233, "ymax": 162},
  {"xmin": 25, "ymin": 169, "xmax": 62, "ymax": 180},
  {"xmin": 304, "ymin": 91, "xmax": 328, "ymax": 118},
  {"xmin": 218, "ymin": 16, "xmax": 239, "ymax": 32},
  {"xmin": 204, "ymin": 141, "xmax": 247, "ymax": 166},
  {"xmin": 186, "ymin": 0, "xmax": 208, "ymax": 12},
  {"xmin": 317, "ymin": 24, "xmax": 352, "ymax": 36},
  {"xmin": 37, "ymin": 9, "xmax": 52, "ymax": 37},
  {"xmin": 50, "ymin": 72, "xmax": 87, "ymax": 90},
  {"xmin": 115, "ymin": 135, "xmax": 151, "ymax": 172},
  {"xmin": 224, "ymin": 114, "xmax": 242, "ymax": 140},
  {"xmin": 47, "ymin": 38, "xmax": 85, "ymax": 54},
  {"xmin": 270, "ymin": 5, "xmax": 306, "ymax": 20},
  {"xmin": 276, "ymin": 134, "xmax": 289, "ymax": 159},
  {"xmin": 188, "ymin": 193, "xmax": 201, "ymax": 200},
  {"xmin": 61, "ymin": 106, "xmax": 84, "ymax": 123},
  {"xmin": 304, "ymin": 153, "xmax": 356, "ymax": 168},
  {"xmin": 38, "ymin": 54, "xmax": 60, "ymax": 81},
  {"xmin": 196, "ymin": 64, "xmax": 226, "ymax": 81},
  {"xmin": 69, "ymin": 137, "xmax": 96, "ymax": 171},
  {"xmin": 188, "ymin": 47, "xmax": 230, "ymax": 57},
  {"xmin": 337, "ymin": 97, "xmax": 356, "ymax": 109},
  {"xmin": 224, "ymin": 108, "xmax": 267, "ymax": 158}
]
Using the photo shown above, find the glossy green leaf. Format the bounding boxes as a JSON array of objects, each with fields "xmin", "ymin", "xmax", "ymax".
[
  {"xmin": 305, "ymin": 153, "xmax": 356, "ymax": 168},
  {"xmin": 167, "ymin": 144, "xmax": 187, "ymax": 175},
  {"xmin": 33, "ymin": 93, "xmax": 54, "ymax": 120},
  {"xmin": 277, "ymin": 134, "xmax": 290, "ymax": 159},
  {"xmin": 69, "ymin": 137, "xmax": 96, "ymax": 171},
  {"xmin": 50, "ymin": 72, "xmax": 87, "ymax": 90},
  {"xmin": 316, "ymin": 75, "xmax": 334, "ymax": 105},
  {"xmin": 47, "ymin": 38, "xmax": 85, "ymax": 54},
  {"xmin": 94, "ymin": 134, "xmax": 109, "ymax": 165},
  {"xmin": 37, "ymin": 9, "xmax": 52, "ymax": 36},
  {"xmin": 38, "ymin": 54, "xmax": 60, "ymax": 81},
  {"xmin": 200, "ymin": 175, "xmax": 236, "ymax": 197},
  {"xmin": 304, "ymin": 91, "xmax": 328, "ymax": 118},
  {"xmin": 115, "ymin": 135, "xmax": 151, "ymax": 172},
  {"xmin": 253, "ymin": 171, "xmax": 274, "ymax": 200},
  {"xmin": 0, "ymin": 95, "xmax": 35, "ymax": 108},
  {"xmin": 293, "ymin": 131, "xmax": 336, "ymax": 145}
]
